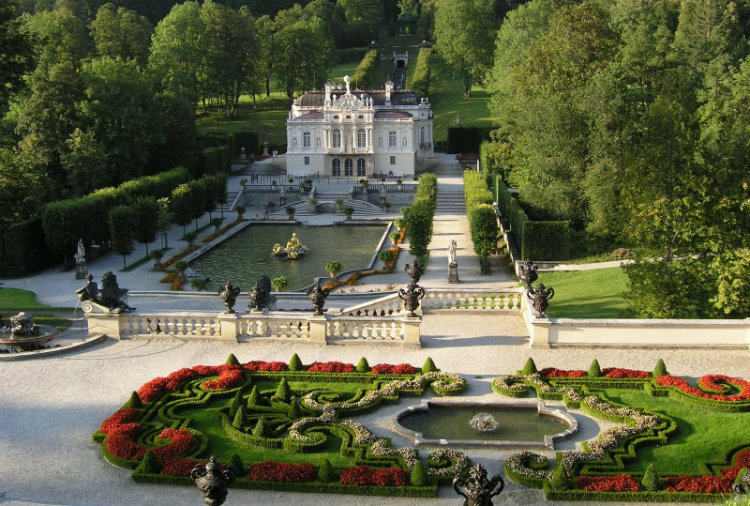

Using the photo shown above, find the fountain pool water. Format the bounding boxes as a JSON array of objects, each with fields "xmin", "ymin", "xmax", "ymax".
[
  {"xmin": 392, "ymin": 400, "xmax": 577, "ymax": 449},
  {"xmin": 189, "ymin": 224, "xmax": 388, "ymax": 291}
]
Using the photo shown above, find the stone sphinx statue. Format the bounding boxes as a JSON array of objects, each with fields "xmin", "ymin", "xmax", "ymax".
[{"xmin": 76, "ymin": 272, "xmax": 136, "ymax": 313}]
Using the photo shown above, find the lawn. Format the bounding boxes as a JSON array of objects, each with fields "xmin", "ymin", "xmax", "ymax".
[
  {"xmin": 603, "ymin": 388, "xmax": 750, "ymax": 475},
  {"xmin": 534, "ymin": 267, "xmax": 632, "ymax": 319},
  {"xmin": 0, "ymin": 287, "xmax": 75, "ymax": 329}
]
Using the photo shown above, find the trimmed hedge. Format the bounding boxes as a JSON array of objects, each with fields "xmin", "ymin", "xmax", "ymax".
[
  {"xmin": 494, "ymin": 175, "xmax": 570, "ymax": 260},
  {"xmin": 404, "ymin": 173, "xmax": 437, "ymax": 259},
  {"xmin": 41, "ymin": 167, "xmax": 190, "ymax": 259},
  {"xmin": 336, "ymin": 47, "xmax": 369, "ymax": 64},
  {"xmin": 352, "ymin": 50, "xmax": 379, "ymax": 90},
  {"xmin": 410, "ymin": 48, "xmax": 434, "ymax": 97},
  {"xmin": 0, "ymin": 216, "xmax": 56, "ymax": 276}
]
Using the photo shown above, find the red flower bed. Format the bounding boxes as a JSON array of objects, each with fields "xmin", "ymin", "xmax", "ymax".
[
  {"xmin": 137, "ymin": 367, "xmax": 202, "ymax": 403},
  {"xmin": 340, "ymin": 466, "xmax": 407, "ymax": 487},
  {"xmin": 202, "ymin": 365, "xmax": 244, "ymax": 390},
  {"xmin": 371, "ymin": 363, "xmax": 417, "ymax": 375},
  {"xmin": 656, "ymin": 374, "xmax": 750, "ymax": 401},
  {"xmin": 307, "ymin": 361, "xmax": 355, "ymax": 373},
  {"xmin": 161, "ymin": 458, "xmax": 201, "ymax": 476},
  {"xmin": 99, "ymin": 408, "xmax": 141, "ymax": 435},
  {"xmin": 539, "ymin": 368, "xmax": 586, "ymax": 378},
  {"xmin": 602, "ymin": 368, "xmax": 650, "ymax": 379},
  {"xmin": 242, "ymin": 361, "xmax": 288, "ymax": 372},
  {"xmin": 576, "ymin": 474, "xmax": 641, "ymax": 492},
  {"xmin": 662, "ymin": 475, "xmax": 732, "ymax": 494},
  {"xmin": 153, "ymin": 429, "xmax": 195, "ymax": 463},
  {"xmin": 248, "ymin": 461, "xmax": 317, "ymax": 482},
  {"xmin": 106, "ymin": 430, "xmax": 147, "ymax": 461}
]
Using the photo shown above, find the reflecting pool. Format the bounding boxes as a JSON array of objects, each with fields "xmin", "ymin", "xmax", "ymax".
[{"xmin": 189, "ymin": 224, "xmax": 387, "ymax": 291}]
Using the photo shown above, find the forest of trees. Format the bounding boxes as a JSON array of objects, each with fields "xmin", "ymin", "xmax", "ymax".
[
  {"xmin": 484, "ymin": 0, "xmax": 750, "ymax": 318},
  {"xmin": 1, "ymin": 0, "xmax": 748, "ymax": 318}
]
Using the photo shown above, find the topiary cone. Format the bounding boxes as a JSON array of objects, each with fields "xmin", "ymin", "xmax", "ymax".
[
  {"xmin": 588, "ymin": 359, "xmax": 603, "ymax": 378},
  {"xmin": 225, "ymin": 353, "xmax": 240, "ymax": 365},
  {"xmin": 288, "ymin": 353, "xmax": 303, "ymax": 372},
  {"xmin": 521, "ymin": 357, "xmax": 538, "ymax": 376},
  {"xmin": 421, "ymin": 357, "xmax": 438, "ymax": 373}
]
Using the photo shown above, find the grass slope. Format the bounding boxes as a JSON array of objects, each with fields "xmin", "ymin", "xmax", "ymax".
[
  {"xmin": 603, "ymin": 388, "xmax": 750, "ymax": 476},
  {"xmin": 535, "ymin": 268, "xmax": 631, "ymax": 319},
  {"xmin": 0, "ymin": 287, "xmax": 75, "ymax": 329}
]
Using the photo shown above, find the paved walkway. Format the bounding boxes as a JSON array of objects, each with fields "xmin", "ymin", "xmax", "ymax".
[{"xmin": 1, "ymin": 156, "xmax": 747, "ymax": 506}]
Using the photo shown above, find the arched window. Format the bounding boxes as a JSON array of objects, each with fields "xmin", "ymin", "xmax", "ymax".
[
  {"xmin": 332, "ymin": 158, "xmax": 340, "ymax": 176},
  {"xmin": 344, "ymin": 158, "xmax": 353, "ymax": 176},
  {"xmin": 357, "ymin": 158, "xmax": 366, "ymax": 176},
  {"xmin": 333, "ymin": 129, "xmax": 341, "ymax": 148},
  {"xmin": 357, "ymin": 129, "xmax": 366, "ymax": 148}
]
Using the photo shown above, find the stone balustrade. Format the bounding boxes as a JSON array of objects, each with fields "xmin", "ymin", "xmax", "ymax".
[
  {"xmin": 85, "ymin": 311, "xmax": 421, "ymax": 348},
  {"xmin": 342, "ymin": 288, "xmax": 523, "ymax": 316}
]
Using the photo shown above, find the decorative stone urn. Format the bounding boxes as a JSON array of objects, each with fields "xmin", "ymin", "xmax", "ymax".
[
  {"xmin": 453, "ymin": 464, "xmax": 505, "ymax": 506},
  {"xmin": 191, "ymin": 456, "xmax": 234, "ymax": 506},
  {"xmin": 398, "ymin": 283, "xmax": 425, "ymax": 317},
  {"xmin": 306, "ymin": 280, "xmax": 330, "ymax": 315},
  {"xmin": 518, "ymin": 258, "xmax": 539, "ymax": 290},
  {"xmin": 527, "ymin": 283, "xmax": 554, "ymax": 316}
]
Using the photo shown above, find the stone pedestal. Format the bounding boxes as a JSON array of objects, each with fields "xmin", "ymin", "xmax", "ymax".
[
  {"xmin": 402, "ymin": 316, "xmax": 422, "ymax": 347},
  {"xmin": 75, "ymin": 260, "xmax": 88, "ymax": 279},
  {"xmin": 448, "ymin": 262, "xmax": 460, "ymax": 283},
  {"xmin": 308, "ymin": 315, "xmax": 328, "ymax": 343},
  {"xmin": 218, "ymin": 313, "xmax": 239, "ymax": 342}
]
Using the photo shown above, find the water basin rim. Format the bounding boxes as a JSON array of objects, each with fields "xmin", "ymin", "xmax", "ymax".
[{"xmin": 390, "ymin": 399, "xmax": 578, "ymax": 450}]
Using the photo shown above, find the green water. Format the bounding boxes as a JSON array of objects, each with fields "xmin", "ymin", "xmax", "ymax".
[
  {"xmin": 189, "ymin": 224, "xmax": 387, "ymax": 291},
  {"xmin": 398, "ymin": 405, "xmax": 570, "ymax": 442}
]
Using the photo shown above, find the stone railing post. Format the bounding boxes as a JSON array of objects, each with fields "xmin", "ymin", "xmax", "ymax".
[
  {"xmin": 218, "ymin": 313, "xmax": 239, "ymax": 342},
  {"xmin": 401, "ymin": 316, "xmax": 421, "ymax": 347},
  {"xmin": 309, "ymin": 315, "xmax": 328, "ymax": 344},
  {"xmin": 86, "ymin": 313, "xmax": 123, "ymax": 339}
]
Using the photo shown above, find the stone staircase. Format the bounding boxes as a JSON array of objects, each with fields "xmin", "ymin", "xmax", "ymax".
[
  {"xmin": 270, "ymin": 198, "xmax": 385, "ymax": 218},
  {"xmin": 436, "ymin": 187, "xmax": 466, "ymax": 214}
]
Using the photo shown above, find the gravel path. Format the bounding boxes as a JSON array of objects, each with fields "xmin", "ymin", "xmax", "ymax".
[{"xmin": 1, "ymin": 313, "xmax": 746, "ymax": 506}]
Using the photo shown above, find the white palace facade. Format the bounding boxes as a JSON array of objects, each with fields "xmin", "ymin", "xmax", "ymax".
[{"xmin": 286, "ymin": 75, "xmax": 434, "ymax": 177}]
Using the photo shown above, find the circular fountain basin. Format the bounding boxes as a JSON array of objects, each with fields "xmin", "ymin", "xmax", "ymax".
[
  {"xmin": 0, "ymin": 325, "xmax": 60, "ymax": 352},
  {"xmin": 391, "ymin": 400, "xmax": 577, "ymax": 450}
]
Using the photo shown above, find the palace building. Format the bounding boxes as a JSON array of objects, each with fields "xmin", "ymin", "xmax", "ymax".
[{"xmin": 285, "ymin": 75, "xmax": 434, "ymax": 177}]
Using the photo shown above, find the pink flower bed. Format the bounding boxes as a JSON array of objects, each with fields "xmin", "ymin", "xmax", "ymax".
[
  {"xmin": 370, "ymin": 364, "xmax": 417, "ymax": 375},
  {"xmin": 602, "ymin": 368, "xmax": 650, "ymax": 379},
  {"xmin": 576, "ymin": 474, "xmax": 641, "ymax": 492},
  {"xmin": 340, "ymin": 466, "xmax": 407, "ymax": 486},
  {"xmin": 307, "ymin": 361, "xmax": 356, "ymax": 373},
  {"xmin": 656, "ymin": 374, "xmax": 750, "ymax": 401},
  {"xmin": 248, "ymin": 461, "xmax": 317, "ymax": 482},
  {"xmin": 539, "ymin": 368, "xmax": 586, "ymax": 378},
  {"xmin": 242, "ymin": 361, "xmax": 288, "ymax": 372}
]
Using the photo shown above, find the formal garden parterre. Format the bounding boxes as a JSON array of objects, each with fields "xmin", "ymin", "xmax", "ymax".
[
  {"xmin": 495, "ymin": 358, "xmax": 750, "ymax": 502},
  {"xmin": 93, "ymin": 354, "xmax": 469, "ymax": 497}
]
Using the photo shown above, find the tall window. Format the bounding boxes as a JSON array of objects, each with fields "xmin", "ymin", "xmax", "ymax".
[
  {"xmin": 357, "ymin": 129, "xmax": 366, "ymax": 148},
  {"xmin": 344, "ymin": 158, "xmax": 353, "ymax": 176},
  {"xmin": 357, "ymin": 158, "xmax": 366, "ymax": 176},
  {"xmin": 303, "ymin": 132, "xmax": 310, "ymax": 147},
  {"xmin": 304, "ymin": 156, "xmax": 309, "ymax": 165},
  {"xmin": 388, "ymin": 131, "xmax": 396, "ymax": 147},
  {"xmin": 333, "ymin": 129, "xmax": 341, "ymax": 148},
  {"xmin": 420, "ymin": 127, "xmax": 425, "ymax": 144},
  {"xmin": 332, "ymin": 158, "xmax": 340, "ymax": 176}
]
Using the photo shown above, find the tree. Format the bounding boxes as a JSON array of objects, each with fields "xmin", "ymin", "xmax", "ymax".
[
  {"xmin": 108, "ymin": 204, "xmax": 135, "ymax": 268},
  {"xmin": 198, "ymin": 1, "xmax": 257, "ymax": 117},
  {"xmin": 60, "ymin": 128, "xmax": 109, "ymax": 196},
  {"xmin": 0, "ymin": 0, "xmax": 35, "ymax": 112},
  {"xmin": 433, "ymin": 0, "xmax": 499, "ymax": 97},
  {"xmin": 170, "ymin": 183, "xmax": 195, "ymax": 235},
  {"xmin": 468, "ymin": 204, "xmax": 498, "ymax": 274},
  {"xmin": 91, "ymin": 3, "xmax": 153, "ymax": 66},
  {"xmin": 339, "ymin": 0, "xmax": 384, "ymax": 46},
  {"xmin": 273, "ymin": 15, "xmax": 334, "ymax": 97},
  {"xmin": 77, "ymin": 57, "xmax": 163, "ymax": 185},
  {"xmin": 15, "ymin": 61, "xmax": 84, "ymax": 198},
  {"xmin": 0, "ymin": 143, "xmax": 46, "ymax": 227},
  {"xmin": 325, "ymin": 260, "xmax": 342, "ymax": 281},
  {"xmin": 130, "ymin": 196, "xmax": 159, "ymax": 256},
  {"xmin": 21, "ymin": 7, "xmax": 93, "ymax": 69},
  {"xmin": 149, "ymin": 1, "xmax": 205, "ymax": 107}
]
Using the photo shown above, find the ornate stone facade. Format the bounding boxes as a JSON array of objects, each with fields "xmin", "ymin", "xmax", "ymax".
[{"xmin": 286, "ymin": 75, "xmax": 434, "ymax": 177}]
